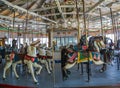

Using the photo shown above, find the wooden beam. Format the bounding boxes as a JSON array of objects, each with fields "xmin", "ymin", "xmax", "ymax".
[
  {"xmin": 1, "ymin": 0, "xmax": 56, "ymax": 23},
  {"xmin": 86, "ymin": 0, "xmax": 105, "ymax": 13},
  {"xmin": 55, "ymin": 0, "xmax": 65, "ymax": 21}
]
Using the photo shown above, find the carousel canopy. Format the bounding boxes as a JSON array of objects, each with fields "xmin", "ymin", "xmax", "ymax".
[{"xmin": 0, "ymin": 0, "xmax": 120, "ymax": 34}]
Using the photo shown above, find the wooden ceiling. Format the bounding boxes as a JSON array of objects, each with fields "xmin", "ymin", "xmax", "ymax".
[{"xmin": 0, "ymin": 0, "xmax": 120, "ymax": 33}]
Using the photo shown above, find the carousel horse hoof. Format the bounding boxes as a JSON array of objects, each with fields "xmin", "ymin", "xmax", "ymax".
[
  {"xmin": 67, "ymin": 70, "xmax": 71, "ymax": 75},
  {"xmin": 2, "ymin": 77, "xmax": 6, "ymax": 80},
  {"xmin": 34, "ymin": 82, "xmax": 39, "ymax": 85},
  {"xmin": 16, "ymin": 77, "xmax": 19, "ymax": 80},
  {"xmin": 48, "ymin": 72, "xmax": 51, "ymax": 75},
  {"xmin": 99, "ymin": 69, "xmax": 104, "ymax": 73},
  {"xmin": 63, "ymin": 76, "xmax": 68, "ymax": 81},
  {"xmin": 48, "ymin": 73, "xmax": 51, "ymax": 75}
]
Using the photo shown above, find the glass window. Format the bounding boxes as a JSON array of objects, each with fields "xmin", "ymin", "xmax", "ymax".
[
  {"xmin": 65, "ymin": 37, "xmax": 69, "ymax": 45},
  {"xmin": 68, "ymin": 37, "xmax": 73, "ymax": 44},
  {"xmin": 61, "ymin": 37, "xmax": 65, "ymax": 46}
]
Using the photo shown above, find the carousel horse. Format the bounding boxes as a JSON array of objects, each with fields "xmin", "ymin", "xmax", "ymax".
[
  {"xmin": 37, "ymin": 44, "xmax": 51, "ymax": 74},
  {"xmin": 3, "ymin": 40, "xmax": 42, "ymax": 83},
  {"xmin": 46, "ymin": 47, "xmax": 54, "ymax": 71},
  {"xmin": 80, "ymin": 35, "xmax": 114, "ymax": 72},
  {"xmin": 61, "ymin": 45, "xmax": 74, "ymax": 80},
  {"xmin": 63, "ymin": 35, "xmax": 106, "ymax": 77}
]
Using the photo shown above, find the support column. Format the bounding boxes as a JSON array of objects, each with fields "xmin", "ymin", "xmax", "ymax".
[
  {"xmin": 12, "ymin": 9, "xmax": 15, "ymax": 39},
  {"xmin": 48, "ymin": 29, "xmax": 53, "ymax": 47},
  {"xmin": 75, "ymin": 0, "xmax": 81, "ymax": 43},
  {"xmin": 110, "ymin": 8, "xmax": 116, "ymax": 43},
  {"xmin": 99, "ymin": 8, "xmax": 104, "ymax": 36}
]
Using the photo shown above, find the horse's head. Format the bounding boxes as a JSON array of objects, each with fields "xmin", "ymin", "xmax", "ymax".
[
  {"xmin": 90, "ymin": 36, "xmax": 105, "ymax": 52},
  {"xmin": 80, "ymin": 34, "xmax": 87, "ymax": 46},
  {"xmin": 46, "ymin": 47, "xmax": 52, "ymax": 50},
  {"xmin": 80, "ymin": 34, "xmax": 91, "ymax": 50},
  {"xmin": 30, "ymin": 39, "xmax": 40, "ymax": 47},
  {"xmin": 39, "ymin": 43, "xmax": 46, "ymax": 49}
]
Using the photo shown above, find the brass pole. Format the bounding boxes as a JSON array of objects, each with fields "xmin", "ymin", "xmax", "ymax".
[
  {"xmin": 17, "ymin": 25, "xmax": 20, "ymax": 48},
  {"xmin": 12, "ymin": 9, "xmax": 15, "ymax": 39},
  {"xmin": 7, "ymin": 25, "xmax": 10, "ymax": 44},
  {"xmin": 82, "ymin": 0, "xmax": 87, "ymax": 45},
  {"xmin": 114, "ymin": 18, "xmax": 118, "ymax": 41},
  {"xmin": 116, "ymin": 18, "xmax": 119, "ymax": 40},
  {"xmin": 25, "ymin": 0, "xmax": 29, "ymax": 42},
  {"xmin": 99, "ymin": 8, "xmax": 103, "ymax": 36},
  {"xmin": 110, "ymin": 8, "xmax": 116, "ymax": 43},
  {"xmin": 51, "ymin": 28, "xmax": 55, "ymax": 88},
  {"xmin": 82, "ymin": 0, "xmax": 90, "ymax": 82},
  {"xmin": 75, "ymin": 0, "xmax": 81, "ymax": 43}
]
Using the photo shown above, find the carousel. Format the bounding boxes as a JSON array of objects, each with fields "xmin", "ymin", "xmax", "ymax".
[{"xmin": 0, "ymin": 0, "xmax": 120, "ymax": 88}]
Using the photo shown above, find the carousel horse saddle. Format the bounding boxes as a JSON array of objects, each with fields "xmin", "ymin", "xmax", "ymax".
[{"xmin": 14, "ymin": 54, "xmax": 35, "ymax": 63}]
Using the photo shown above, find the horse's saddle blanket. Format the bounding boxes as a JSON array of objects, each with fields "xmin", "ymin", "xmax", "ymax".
[{"xmin": 77, "ymin": 51, "xmax": 92, "ymax": 63}]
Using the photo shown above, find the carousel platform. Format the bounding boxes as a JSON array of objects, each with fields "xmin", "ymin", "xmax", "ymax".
[{"xmin": 0, "ymin": 52, "xmax": 119, "ymax": 88}]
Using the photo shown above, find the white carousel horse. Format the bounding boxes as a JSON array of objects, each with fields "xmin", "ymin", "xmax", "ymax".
[
  {"xmin": 46, "ymin": 47, "xmax": 54, "ymax": 71},
  {"xmin": 3, "ymin": 40, "xmax": 42, "ymax": 83},
  {"xmin": 37, "ymin": 44, "xmax": 51, "ymax": 74}
]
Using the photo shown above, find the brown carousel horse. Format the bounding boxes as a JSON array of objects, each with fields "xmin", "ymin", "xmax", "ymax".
[{"xmin": 62, "ymin": 35, "xmax": 106, "ymax": 80}]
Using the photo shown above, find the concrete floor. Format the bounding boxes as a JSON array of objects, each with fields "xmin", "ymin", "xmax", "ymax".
[{"xmin": 0, "ymin": 52, "xmax": 120, "ymax": 88}]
